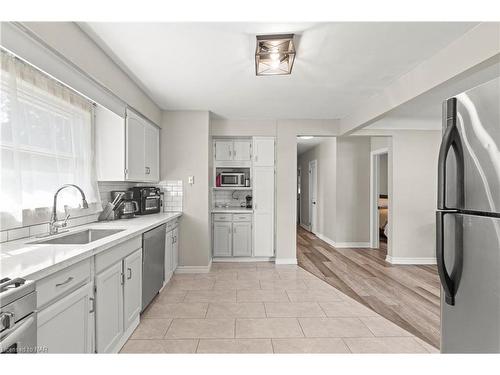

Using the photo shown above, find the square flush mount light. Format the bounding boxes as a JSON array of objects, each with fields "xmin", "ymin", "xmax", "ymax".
[{"xmin": 255, "ymin": 34, "xmax": 295, "ymax": 76}]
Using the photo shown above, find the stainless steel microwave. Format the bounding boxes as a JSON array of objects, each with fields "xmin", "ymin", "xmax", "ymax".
[{"xmin": 220, "ymin": 173, "xmax": 245, "ymax": 187}]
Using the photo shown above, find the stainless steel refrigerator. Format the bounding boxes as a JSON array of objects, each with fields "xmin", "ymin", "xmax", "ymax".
[{"xmin": 437, "ymin": 76, "xmax": 500, "ymax": 353}]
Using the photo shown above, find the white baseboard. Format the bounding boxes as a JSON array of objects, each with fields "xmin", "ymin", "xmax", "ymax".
[
  {"xmin": 299, "ymin": 223, "xmax": 311, "ymax": 231},
  {"xmin": 385, "ymin": 255, "xmax": 437, "ymax": 265},
  {"xmin": 314, "ymin": 232, "xmax": 370, "ymax": 249},
  {"xmin": 334, "ymin": 242, "xmax": 371, "ymax": 248},
  {"xmin": 275, "ymin": 258, "xmax": 298, "ymax": 265},
  {"xmin": 212, "ymin": 257, "xmax": 274, "ymax": 262},
  {"xmin": 175, "ymin": 259, "xmax": 212, "ymax": 274},
  {"xmin": 315, "ymin": 233, "xmax": 336, "ymax": 247}
]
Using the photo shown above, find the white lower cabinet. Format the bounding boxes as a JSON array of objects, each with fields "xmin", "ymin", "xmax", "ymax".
[
  {"xmin": 232, "ymin": 222, "xmax": 252, "ymax": 257},
  {"xmin": 95, "ymin": 261, "xmax": 124, "ymax": 353},
  {"xmin": 37, "ymin": 283, "xmax": 94, "ymax": 353},
  {"xmin": 123, "ymin": 249, "xmax": 142, "ymax": 331},
  {"xmin": 213, "ymin": 221, "xmax": 233, "ymax": 256},
  {"xmin": 164, "ymin": 222, "xmax": 179, "ymax": 284},
  {"xmin": 213, "ymin": 214, "xmax": 252, "ymax": 257}
]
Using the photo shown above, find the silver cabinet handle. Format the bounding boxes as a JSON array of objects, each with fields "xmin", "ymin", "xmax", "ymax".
[
  {"xmin": 120, "ymin": 273, "xmax": 125, "ymax": 285},
  {"xmin": 55, "ymin": 276, "xmax": 74, "ymax": 287},
  {"xmin": 127, "ymin": 267, "xmax": 132, "ymax": 280},
  {"xmin": 89, "ymin": 297, "xmax": 95, "ymax": 313}
]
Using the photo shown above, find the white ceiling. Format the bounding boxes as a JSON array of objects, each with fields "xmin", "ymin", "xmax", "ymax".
[{"xmin": 81, "ymin": 22, "xmax": 477, "ymax": 120}]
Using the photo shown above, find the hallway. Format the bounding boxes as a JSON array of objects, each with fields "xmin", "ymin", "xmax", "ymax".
[{"xmin": 297, "ymin": 226, "xmax": 441, "ymax": 349}]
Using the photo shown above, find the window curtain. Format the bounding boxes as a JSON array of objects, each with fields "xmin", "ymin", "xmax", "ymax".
[{"xmin": 0, "ymin": 49, "xmax": 101, "ymax": 230}]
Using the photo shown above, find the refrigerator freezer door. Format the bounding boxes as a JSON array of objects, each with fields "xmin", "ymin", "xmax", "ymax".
[
  {"xmin": 445, "ymin": 77, "xmax": 500, "ymax": 214},
  {"xmin": 441, "ymin": 213, "xmax": 500, "ymax": 353}
]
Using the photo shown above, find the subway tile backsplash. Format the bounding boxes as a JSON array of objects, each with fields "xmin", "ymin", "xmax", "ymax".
[{"xmin": 1, "ymin": 180, "xmax": 184, "ymax": 243}]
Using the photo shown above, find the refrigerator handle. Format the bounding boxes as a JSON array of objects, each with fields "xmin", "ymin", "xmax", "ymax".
[
  {"xmin": 436, "ymin": 210, "xmax": 456, "ymax": 305},
  {"xmin": 437, "ymin": 98, "xmax": 465, "ymax": 210}
]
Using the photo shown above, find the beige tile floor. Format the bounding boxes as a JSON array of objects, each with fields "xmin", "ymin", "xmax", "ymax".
[{"xmin": 120, "ymin": 262, "xmax": 438, "ymax": 354}]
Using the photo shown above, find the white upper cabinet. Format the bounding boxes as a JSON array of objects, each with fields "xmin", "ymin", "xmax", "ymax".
[
  {"xmin": 96, "ymin": 106, "xmax": 159, "ymax": 182},
  {"xmin": 214, "ymin": 139, "xmax": 252, "ymax": 163},
  {"xmin": 214, "ymin": 140, "xmax": 234, "ymax": 162},
  {"xmin": 125, "ymin": 110, "xmax": 146, "ymax": 181},
  {"xmin": 233, "ymin": 140, "xmax": 252, "ymax": 161},
  {"xmin": 144, "ymin": 122, "xmax": 160, "ymax": 182},
  {"xmin": 253, "ymin": 137, "xmax": 275, "ymax": 167}
]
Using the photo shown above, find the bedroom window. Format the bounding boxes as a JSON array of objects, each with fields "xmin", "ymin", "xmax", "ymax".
[{"xmin": 0, "ymin": 49, "xmax": 101, "ymax": 230}]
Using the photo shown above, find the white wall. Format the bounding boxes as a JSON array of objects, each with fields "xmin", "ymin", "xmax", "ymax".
[
  {"xmin": 359, "ymin": 128, "xmax": 442, "ymax": 263},
  {"xmin": 19, "ymin": 22, "xmax": 162, "ymax": 124},
  {"xmin": 161, "ymin": 111, "xmax": 211, "ymax": 268},
  {"xmin": 335, "ymin": 137, "xmax": 371, "ymax": 245}
]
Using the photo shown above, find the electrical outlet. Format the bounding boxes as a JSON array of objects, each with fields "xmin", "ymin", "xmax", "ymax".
[{"xmin": 188, "ymin": 176, "xmax": 194, "ymax": 185}]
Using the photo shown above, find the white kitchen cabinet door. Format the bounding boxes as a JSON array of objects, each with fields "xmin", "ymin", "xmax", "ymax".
[
  {"xmin": 213, "ymin": 221, "xmax": 233, "ymax": 257},
  {"xmin": 144, "ymin": 122, "xmax": 160, "ymax": 182},
  {"xmin": 37, "ymin": 283, "xmax": 94, "ymax": 353},
  {"xmin": 253, "ymin": 166, "xmax": 275, "ymax": 256},
  {"xmin": 233, "ymin": 140, "xmax": 252, "ymax": 161},
  {"xmin": 253, "ymin": 137, "xmax": 275, "ymax": 167},
  {"xmin": 125, "ymin": 110, "xmax": 146, "ymax": 181},
  {"xmin": 232, "ymin": 222, "xmax": 252, "ymax": 257},
  {"xmin": 95, "ymin": 105, "xmax": 126, "ymax": 181},
  {"xmin": 95, "ymin": 261, "xmax": 124, "ymax": 353},
  {"xmin": 214, "ymin": 140, "xmax": 234, "ymax": 161},
  {"xmin": 165, "ymin": 230, "xmax": 173, "ymax": 283},
  {"xmin": 123, "ymin": 249, "xmax": 142, "ymax": 331},
  {"xmin": 172, "ymin": 227, "xmax": 179, "ymax": 270}
]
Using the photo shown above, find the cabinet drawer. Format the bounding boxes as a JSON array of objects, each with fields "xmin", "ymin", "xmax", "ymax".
[
  {"xmin": 37, "ymin": 259, "xmax": 91, "ymax": 308},
  {"xmin": 232, "ymin": 214, "xmax": 252, "ymax": 222},
  {"xmin": 95, "ymin": 236, "xmax": 142, "ymax": 274},
  {"xmin": 213, "ymin": 214, "xmax": 232, "ymax": 222}
]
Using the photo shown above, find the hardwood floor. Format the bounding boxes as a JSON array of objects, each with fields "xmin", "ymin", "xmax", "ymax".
[{"xmin": 297, "ymin": 226, "xmax": 441, "ymax": 349}]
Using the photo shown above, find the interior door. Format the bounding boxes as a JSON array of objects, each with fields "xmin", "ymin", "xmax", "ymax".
[
  {"xmin": 95, "ymin": 261, "xmax": 124, "ymax": 353},
  {"xmin": 233, "ymin": 140, "xmax": 252, "ymax": 161},
  {"xmin": 215, "ymin": 140, "xmax": 234, "ymax": 161},
  {"xmin": 144, "ymin": 123, "xmax": 160, "ymax": 182},
  {"xmin": 253, "ymin": 166, "xmax": 274, "ymax": 257},
  {"xmin": 308, "ymin": 160, "xmax": 318, "ymax": 233},
  {"xmin": 441, "ymin": 213, "xmax": 500, "ymax": 353},
  {"xmin": 125, "ymin": 110, "xmax": 145, "ymax": 181},
  {"xmin": 37, "ymin": 283, "xmax": 94, "ymax": 353},
  {"xmin": 123, "ymin": 249, "xmax": 142, "ymax": 331}
]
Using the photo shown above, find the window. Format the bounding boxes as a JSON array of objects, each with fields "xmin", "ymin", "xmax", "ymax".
[{"xmin": 0, "ymin": 49, "xmax": 101, "ymax": 230}]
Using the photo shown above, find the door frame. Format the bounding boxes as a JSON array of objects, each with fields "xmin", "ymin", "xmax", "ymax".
[
  {"xmin": 308, "ymin": 159, "xmax": 318, "ymax": 234},
  {"xmin": 370, "ymin": 148, "xmax": 389, "ymax": 249}
]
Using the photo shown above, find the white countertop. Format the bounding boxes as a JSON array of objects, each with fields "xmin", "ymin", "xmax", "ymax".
[
  {"xmin": 211, "ymin": 208, "xmax": 253, "ymax": 213},
  {"xmin": 0, "ymin": 212, "xmax": 182, "ymax": 281}
]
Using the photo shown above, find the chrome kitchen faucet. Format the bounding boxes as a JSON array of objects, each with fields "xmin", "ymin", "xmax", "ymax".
[{"xmin": 49, "ymin": 184, "xmax": 89, "ymax": 235}]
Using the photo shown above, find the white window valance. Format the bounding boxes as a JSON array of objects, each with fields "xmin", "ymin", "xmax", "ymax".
[{"xmin": 1, "ymin": 49, "xmax": 101, "ymax": 230}]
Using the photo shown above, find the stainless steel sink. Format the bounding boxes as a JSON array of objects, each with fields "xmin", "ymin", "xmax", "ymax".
[{"xmin": 33, "ymin": 229, "xmax": 125, "ymax": 245}]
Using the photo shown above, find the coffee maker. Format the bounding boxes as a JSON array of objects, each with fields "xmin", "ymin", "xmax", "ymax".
[
  {"xmin": 111, "ymin": 191, "xmax": 139, "ymax": 219},
  {"xmin": 245, "ymin": 195, "xmax": 252, "ymax": 209}
]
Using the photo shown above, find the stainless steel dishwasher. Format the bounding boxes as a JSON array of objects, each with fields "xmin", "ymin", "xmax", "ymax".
[{"xmin": 142, "ymin": 224, "xmax": 166, "ymax": 311}]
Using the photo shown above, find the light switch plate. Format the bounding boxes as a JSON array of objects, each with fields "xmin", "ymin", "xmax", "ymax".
[{"xmin": 188, "ymin": 176, "xmax": 194, "ymax": 185}]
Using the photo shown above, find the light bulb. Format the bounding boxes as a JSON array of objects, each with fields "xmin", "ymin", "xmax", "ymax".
[{"xmin": 270, "ymin": 52, "xmax": 280, "ymax": 61}]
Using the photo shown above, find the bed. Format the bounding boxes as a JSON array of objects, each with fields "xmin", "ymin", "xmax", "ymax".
[{"xmin": 378, "ymin": 195, "xmax": 389, "ymax": 238}]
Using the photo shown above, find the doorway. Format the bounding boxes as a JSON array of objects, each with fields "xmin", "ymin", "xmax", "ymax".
[{"xmin": 370, "ymin": 148, "xmax": 389, "ymax": 250}]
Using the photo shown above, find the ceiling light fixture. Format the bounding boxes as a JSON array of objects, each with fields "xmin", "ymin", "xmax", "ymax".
[
  {"xmin": 255, "ymin": 34, "xmax": 295, "ymax": 76},
  {"xmin": 299, "ymin": 136, "xmax": 314, "ymax": 140}
]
